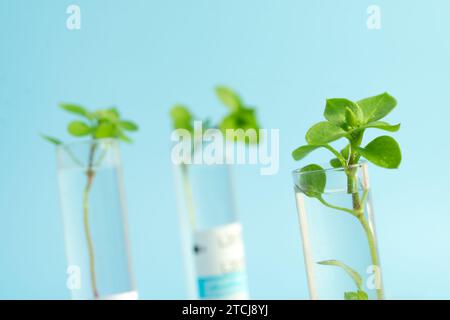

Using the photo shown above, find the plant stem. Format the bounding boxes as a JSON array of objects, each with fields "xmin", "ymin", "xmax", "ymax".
[
  {"xmin": 180, "ymin": 163, "xmax": 196, "ymax": 229},
  {"xmin": 83, "ymin": 143, "xmax": 99, "ymax": 299},
  {"xmin": 357, "ymin": 212, "xmax": 383, "ymax": 299},
  {"xmin": 317, "ymin": 196, "xmax": 357, "ymax": 216},
  {"xmin": 323, "ymin": 145, "xmax": 347, "ymax": 167},
  {"xmin": 347, "ymin": 140, "xmax": 384, "ymax": 300}
]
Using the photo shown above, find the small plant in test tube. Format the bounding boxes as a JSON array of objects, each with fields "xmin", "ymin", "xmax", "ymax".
[
  {"xmin": 43, "ymin": 104, "xmax": 138, "ymax": 299},
  {"xmin": 170, "ymin": 86, "xmax": 260, "ymax": 299}
]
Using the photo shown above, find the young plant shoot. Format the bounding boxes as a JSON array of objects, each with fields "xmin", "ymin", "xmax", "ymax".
[
  {"xmin": 43, "ymin": 104, "xmax": 138, "ymax": 299},
  {"xmin": 170, "ymin": 86, "xmax": 261, "ymax": 144},
  {"xmin": 292, "ymin": 92, "xmax": 401, "ymax": 300},
  {"xmin": 170, "ymin": 86, "xmax": 261, "ymax": 228}
]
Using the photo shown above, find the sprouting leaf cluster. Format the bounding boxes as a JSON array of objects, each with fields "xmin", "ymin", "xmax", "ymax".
[
  {"xmin": 42, "ymin": 104, "xmax": 138, "ymax": 145},
  {"xmin": 292, "ymin": 92, "xmax": 402, "ymax": 196},
  {"xmin": 170, "ymin": 86, "xmax": 261, "ymax": 144}
]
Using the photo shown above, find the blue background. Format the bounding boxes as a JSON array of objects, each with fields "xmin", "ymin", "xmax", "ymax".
[{"xmin": 0, "ymin": 0, "xmax": 449, "ymax": 299}]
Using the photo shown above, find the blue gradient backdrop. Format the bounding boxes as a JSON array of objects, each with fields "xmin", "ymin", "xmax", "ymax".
[{"xmin": 0, "ymin": 0, "xmax": 449, "ymax": 299}]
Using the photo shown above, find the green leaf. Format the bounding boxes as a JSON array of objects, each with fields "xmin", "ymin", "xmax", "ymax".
[
  {"xmin": 318, "ymin": 260, "xmax": 363, "ymax": 291},
  {"xmin": 170, "ymin": 105, "xmax": 194, "ymax": 132},
  {"xmin": 41, "ymin": 134, "xmax": 62, "ymax": 145},
  {"xmin": 357, "ymin": 291, "xmax": 369, "ymax": 300},
  {"xmin": 345, "ymin": 107, "xmax": 358, "ymax": 127},
  {"xmin": 344, "ymin": 291, "xmax": 369, "ymax": 300},
  {"xmin": 67, "ymin": 121, "xmax": 91, "ymax": 136},
  {"xmin": 119, "ymin": 120, "xmax": 139, "ymax": 131},
  {"xmin": 324, "ymin": 98, "xmax": 363, "ymax": 127},
  {"xmin": 357, "ymin": 121, "xmax": 400, "ymax": 132},
  {"xmin": 93, "ymin": 122, "xmax": 116, "ymax": 139},
  {"xmin": 118, "ymin": 130, "xmax": 132, "ymax": 143},
  {"xmin": 54, "ymin": 103, "xmax": 138, "ymax": 143},
  {"xmin": 292, "ymin": 145, "xmax": 323, "ymax": 161},
  {"xmin": 292, "ymin": 144, "xmax": 345, "ymax": 165},
  {"xmin": 292, "ymin": 144, "xmax": 344, "ymax": 166},
  {"xmin": 330, "ymin": 158, "xmax": 342, "ymax": 168},
  {"xmin": 108, "ymin": 107, "xmax": 120, "ymax": 118},
  {"xmin": 298, "ymin": 164, "xmax": 326, "ymax": 198},
  {"xmin": 215, "ymin": 86, "xmax": 241, "ymax": 112},
  {"xmin": 357, "ymin": 136, "xmax": 402, "ymax": 169},
  {"xmin": 357, "ymin": 92, "xmax": 397, "ymax": 123},
  {"xmin": 220, "ymin": 107, "xmax": 260, "ymax": 144},
  {"xmin": 94, "ymin": 108, "xmax": 120, "ymax": 122},
  {"xmin": 60, "ymin": 103, "xmax": 92, "ymax": 119},
  {"xmin": 306, "ymin": 121, "xmax": 347, "ymax": 144}
]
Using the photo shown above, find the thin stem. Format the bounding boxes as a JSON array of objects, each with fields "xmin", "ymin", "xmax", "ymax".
[
  {"xmin": 63, "ymin": 145, "xmax": 84, "ymax": 168},
  {"xmin": 180, "ymin": 163, "xmax": 196, "ymax": 229},
  {"xmin": 346, "ymin": 137, "xmax": 384, "ymax": 300},
  {"xmin": 83, "ymin": 143, "xmax": 99, "ymax": 299},
  {"xmin": 357, "ymin": 213, "xmax": 383, "ymax": 299},
  {"xmin": 318, "ymin": 190, "xmax": 379, "ymax": 299},
  {"xmin": 317, "ymin": 196, "xmax": 357, "ymax": 217},
  {"xmin": 93, "ymin": 148, "xmax": 107, "ymax": 167},
  {"xmin": 322, "ymin": 145, "xmax": 347, "ymax": 167}
]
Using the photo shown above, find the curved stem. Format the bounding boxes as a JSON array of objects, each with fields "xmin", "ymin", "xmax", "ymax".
[
  {"xmin": 318, "ymin": 191, "xmax": 382, "ymax": 299},
  {"xmin": 317, "ymin": 196, "xmax": 357, "ymax": 217},
  {"xmin": 83, "ymin": 143, "xmax": 99, "ymax": 299},
  {"xmin": 63, "ymin": 146, "xmax": 84, "ymax": 167},
  {"xmin": 322, "ymin": 145, "xmax": 347, "ymax": 167}
]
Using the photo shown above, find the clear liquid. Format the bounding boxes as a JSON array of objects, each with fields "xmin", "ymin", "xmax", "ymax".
[
  {"xmin": 295, "ymin": 190, "xmax": 382, "ymax": 300},
  {"xmin": 58, "ymin": 166, "xmax": 134, "ymax": 299},
  {"xmin": 188, "ymin": 164, "xmax": 237, "ymax": 229},
  {"xmin": 175, "ymin": 164, "xmax": 249, "ymax": 299}
]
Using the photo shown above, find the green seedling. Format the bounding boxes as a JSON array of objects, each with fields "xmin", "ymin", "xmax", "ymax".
[
  {"xmin": 43, "ymin": 103, "xmax": 138, "ymax": 299},
  {"xmin": 292, "ymin": 92, "xmax": 401, "ymax": 300},
  {"xmin": 170, "ymin": 86, "xmax": 261, "ymax": 228},
  {"xmin": 170, "ymin": 85, "xmax": 261, "ymax": 144}
]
